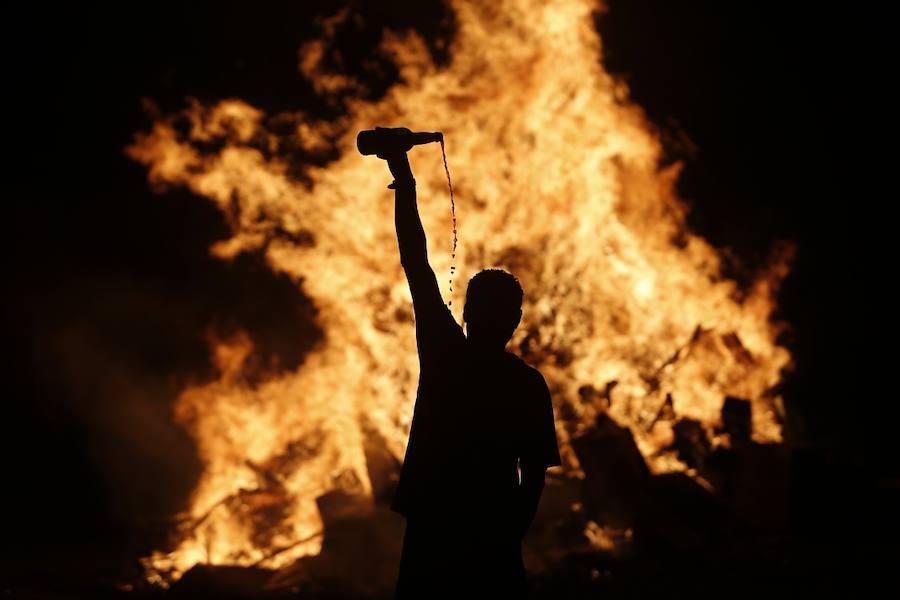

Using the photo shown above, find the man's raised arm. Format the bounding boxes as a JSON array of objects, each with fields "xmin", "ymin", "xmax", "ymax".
[{"xmin": 384, "ymin": 152, "xmax": 443, "ymax": 305}]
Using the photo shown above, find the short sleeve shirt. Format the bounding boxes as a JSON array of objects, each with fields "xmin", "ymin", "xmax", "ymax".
[{"xmin": 391, "ymin": 265, "xmax": 561, "ymax": 517}]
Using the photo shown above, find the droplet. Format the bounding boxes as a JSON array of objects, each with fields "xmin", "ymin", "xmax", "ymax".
[{"xmin": 440, "ymin": 139, "xmax": 458, "ymax": 314}]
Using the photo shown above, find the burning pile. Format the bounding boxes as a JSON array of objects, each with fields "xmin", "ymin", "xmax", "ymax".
[{"xmin": 127, "ymin": 0, "xmax": 791, "ymax": 584}]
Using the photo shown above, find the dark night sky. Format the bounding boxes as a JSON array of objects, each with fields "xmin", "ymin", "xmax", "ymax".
[{"xmin": 5, "ymin": 0, "xmax": 885, "ymax": 581}]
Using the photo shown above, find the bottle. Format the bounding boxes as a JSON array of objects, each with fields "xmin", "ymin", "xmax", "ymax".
[{"xmin": 357, "ymin": 127, "xmax": 443, "ymax": 157}]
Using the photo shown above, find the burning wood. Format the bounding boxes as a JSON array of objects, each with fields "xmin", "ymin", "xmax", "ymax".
[{"xmin": 127, "ymin": 0, "xmax": 792, "ymax": 583}]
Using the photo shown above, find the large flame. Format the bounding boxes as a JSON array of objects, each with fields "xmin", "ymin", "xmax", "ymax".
[{"xmin": 128, "ymin": 0, "xmax": 791, "ymax": 582}]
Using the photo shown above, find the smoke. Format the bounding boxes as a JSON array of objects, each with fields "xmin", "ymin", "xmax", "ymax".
[{"xmin": 7, "ymin": 194, "xmax": 323, "ymax": 556}]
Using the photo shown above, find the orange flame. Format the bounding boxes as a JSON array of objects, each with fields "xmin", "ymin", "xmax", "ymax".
[{"xmin": 127, "ymin": 0, "xmax": 791, "ymax": 582}]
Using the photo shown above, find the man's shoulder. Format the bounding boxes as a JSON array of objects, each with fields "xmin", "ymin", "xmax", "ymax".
[{"xmin": 503, "ymin": 353, "xmax": 548, "ymax": 388}]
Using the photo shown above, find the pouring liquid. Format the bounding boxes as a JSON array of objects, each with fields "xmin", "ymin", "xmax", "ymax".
[{"xmin": 439, "ymin": 139, "xmax": 457, "ymax": 307}]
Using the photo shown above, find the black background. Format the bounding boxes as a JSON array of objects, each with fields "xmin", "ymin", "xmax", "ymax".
[{"xmin": 5, "ymin": 0, "xmax": 885, "ymax": 586}]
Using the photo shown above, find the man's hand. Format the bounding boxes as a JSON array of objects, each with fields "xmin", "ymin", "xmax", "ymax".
[
  {"xmin": 382, "ymin": 151, "xmax": 414, "ymax": 185},
  {"xmin": 514, "ymin": 492, "xmax": 535, "ymax": 540},
  {"xmin": 515, "ymin": 461, "xmax": 547, "ymax": 540}
]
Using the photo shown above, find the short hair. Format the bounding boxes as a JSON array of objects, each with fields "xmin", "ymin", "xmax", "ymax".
[{"xmin": 464, "ymin": 268, "xmax": 523, "ymax": 332}]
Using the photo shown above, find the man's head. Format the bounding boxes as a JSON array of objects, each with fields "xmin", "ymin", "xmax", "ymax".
[{"xmin": 463, "ymin": 268, "xmax": 523, "ymax": 350}]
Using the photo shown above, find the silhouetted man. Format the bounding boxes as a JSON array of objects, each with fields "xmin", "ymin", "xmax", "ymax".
[{"xmin": 378, "ymin": 148, "xmax": 560, "ymax": 598}]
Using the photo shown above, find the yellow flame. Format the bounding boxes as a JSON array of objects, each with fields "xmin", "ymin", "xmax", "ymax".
[{"xmin": 128, "ymin": 0, "xmax": 791, "ymax": 580}]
